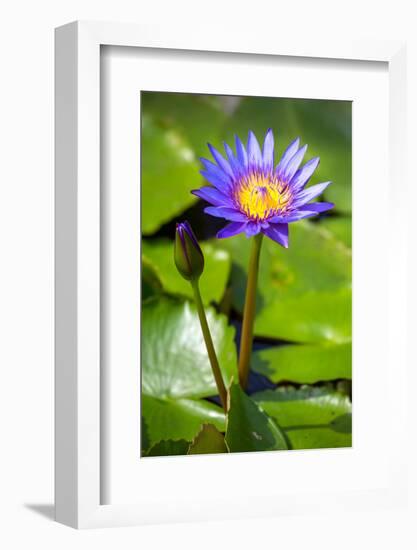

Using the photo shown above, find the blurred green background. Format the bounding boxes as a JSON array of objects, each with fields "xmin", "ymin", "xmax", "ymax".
[{"xmin": 141, "ymin": 91, "xmax": 352, "ymax": 456}]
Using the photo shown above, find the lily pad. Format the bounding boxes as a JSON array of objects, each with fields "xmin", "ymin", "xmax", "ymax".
[
  {"xmin": 225, "ymin": 384, "xmax": 288, "ymax": 452},
  {"xmin": 145, "ymin": 439, "xmax": 190, "ymax": 457},
  {"xmin": 255, "ymin": 287, "xmax": 351, "ymax": 343},
  {"xmin": 253, "ymin": 387, "xmax": 352, "ymax": 449},
  {"xmin": 319, "ymin": 217, "xmax": 352, "ymax": 248},
  {"xmin": 142, "ymin": 297, "xmax": 237, "ymax": 399},
  {"xmin": 141, "ymin": 297, "xmax": 236, "ymax": 454},
  {"xmin": 142, "ymin": 92, "xmax": 227, "ymax": 158},
  {"xmin": 220, "ymin": 221, "xmax": 351, "ymax": 343},
  {"xmin": 142, "ymin": 256, "xmax": 163, "ymax": 301},
  {"xmin": 252, "ymin": 342, "xmax": 352, "ymax": 384},
  {"xmin": 141, "ymin": 114, "xmax": 199, "ymax": 235},
  {"xmin": 188, "ymin": 424, "xmax": 228, "ymax": 455},
  {"xmin": 142, "ymin": 239, "xmax": 231, "ymax": 305},
  {"xmin": 223, "ymin": 221, "xmax": 351, "ymax": 308},
  {"xmin": 142, "ymin": 394, "xmax": 225, "ymax": 452}
]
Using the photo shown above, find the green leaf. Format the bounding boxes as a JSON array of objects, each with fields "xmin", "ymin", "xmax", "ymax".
[
  {"xmin": 141, "ymin": 114, "xmax": 199, "ymax": 235},
  {"xmin": 141, "ymin": 296, "xmax": 236, "ymax": 454},
  {"xmin": 252, "ymin": 342, "xmax": 352, "ymax": 384},
  {"xmin": 141, "ymin": 91, "xmax": 227, "ymax": 234},
  {"xmin": 253, "ymin": 387, "xmax": 352, "ymax": 450},
  {"xmin": 225, "ymin": 384, "xmax": 288, "ymax": 452},
  {"xmin": 226, "ymin": 97, "xmax": 352, "ymax": 213},
  {"xmin": 319, "ymin": 217, "xmax": 352, "ymax": 248},
  {"xmin": 188, "ymin": 424, "xmax": 228, "ymax": 455},
  {"xmin": 225, "ymin": 221, "xmax": 351, "ymax": 307},
  {"xmin": 255, "ymin": 287, "xmax": 351, "ymax": 343},
  {"xmin": 142, "ymin": 394, "xmax": 225, "ymax": 452},
  {"xmin": 220, "ymin": 221, "xmax": 351, "ymax": 343},
  {"xmin": 295, "ymin": 100, "xmax": 351, "ymax": 214},
  {"xmin": 142, "ymin": 256, "xmax": 163, "ymax": 301},
  {"xmin": 146, "ymin": 439, "xmax": 190, "ymax": 457},
  {"xmin": 142, "ymin": 239, "xmax": 231, "ymax": 305},
  {"xmin": 142, "ymin": 92, "xmax": 227, "ymax": 158},
  {"xmin": 142, "ymin": 297, "xmax": 237, "ymax": 399}
]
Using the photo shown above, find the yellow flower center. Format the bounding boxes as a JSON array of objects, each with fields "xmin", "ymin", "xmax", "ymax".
[{"xmin": 235, "ymin": 172, "xmax": 291, "ymax": 220}]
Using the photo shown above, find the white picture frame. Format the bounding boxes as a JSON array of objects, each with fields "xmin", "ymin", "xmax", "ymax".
[{"xmin": 55, "ymin": 21, "xmax": 407, "ymax": 529}]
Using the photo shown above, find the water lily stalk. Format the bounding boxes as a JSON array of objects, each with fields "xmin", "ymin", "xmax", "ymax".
[
  {"xmin": 191, "ymin": 279, "xmax": 228, "ymax": 412},
  {"xmin": 174, "ymin": 221, "xmax": 228, "ymax": 412},
  {"xmin": 238, "ymin": 233, "xmax": 263, "ymax": 389}
]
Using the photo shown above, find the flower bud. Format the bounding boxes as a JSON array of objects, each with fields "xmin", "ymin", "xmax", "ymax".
[{"xmin": 174, "ymin": 221, "xmax": 204, "ymax": 281}]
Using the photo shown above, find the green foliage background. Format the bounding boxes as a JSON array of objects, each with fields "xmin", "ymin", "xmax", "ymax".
[{"xmin": 141, "ymin": 91, "xmax": 352, "ymax": 457}]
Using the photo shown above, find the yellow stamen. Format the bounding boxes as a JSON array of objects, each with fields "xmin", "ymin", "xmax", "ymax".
[{"xmin": 235, "ymin": 172, "xmax": 290, "ymax": 220}]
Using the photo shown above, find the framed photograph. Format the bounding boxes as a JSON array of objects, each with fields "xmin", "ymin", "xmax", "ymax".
[{"xmin": 55, "ymin": 21, "xmax": 407, "ymax": 528}]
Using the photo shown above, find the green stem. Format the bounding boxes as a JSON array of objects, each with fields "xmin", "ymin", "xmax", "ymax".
[
  {"xmin": 238, "ymin": 233, "xmax": 263, "ymax": 389},
  {"xmin": 191, "ymin": 279, "xmax": 228, "ymax": 412}
]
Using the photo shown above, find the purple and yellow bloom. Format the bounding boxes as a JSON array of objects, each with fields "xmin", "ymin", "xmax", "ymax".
[{"xmin": 192, "ymin": 129, "xmax": 334, "ymax": 248}]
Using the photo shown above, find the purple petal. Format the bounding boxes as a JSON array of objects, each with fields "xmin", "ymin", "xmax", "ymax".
[
  {"xmin": 282, "ymin": 144, "xmax": 308, "ymax": 182},
  {"xmin": 191, "ymin": 186, "xmax": 234, "ymax": 207},
  {"xmin": 200, "ymin": 170, "xmax": 231, "ymax": 193},
  {"xmin": 235, "ymin": 135, "xmax": 248, "ymax": 168},
  {"xmin": 269, "ymin": 210, "xmax": 319, "ymax": 223},
  {"xmin": 200, "ymin": 158, "xmax": 232, "ymax": 189},
  {"xmin": 204, "ymin": 206, "xmax": 247, "ymax": 222},
  {"xmin": 263, "ymin": 223, "xmax": 289, "ymax": 248},
  {"xmin": 177, "ymin": 220, "xmax": 201, "ymax": 252},
  {"xmin": 299, "ymin": 201, "xmax": 334, "ymax": 213},
  {"xmin": 262, "ymin": 129, "xmax": 274, "ymax": 172},
  {"xmin": 277, "ymin": 137, "xmax": 300, "ymax": 174},
  {"xmin": 290, "ymin": 157, "xmax": 320, "ymax": 191},
  {"xmin": 224, "ymin": 142, "xmax": 242, "ymax": 177},
  {"xmin": 245, "ymin": 221, "xmax": 261, "ymax": 237},
  {"xmin": 293, "ymin": 181, "xmax": 331, "ymax": 207},
  {"xmin": 208, "ymin": 144, "xmax": 234, "ymax": 178},
  {"xmin": 247, "ymin": 131, "xmax": 262, "ymax": 167},
  {"xmin": 217, "ymin": 221, "xmax": 247, "ymax": 239}
]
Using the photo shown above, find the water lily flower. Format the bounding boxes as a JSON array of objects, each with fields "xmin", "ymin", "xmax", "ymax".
[
  {"xmin": 174, "ymin": 221, "xmax": 205, "ymax": 281},
  {"xmin": 192, "ymin": 129, "xmax": 334, "ymax": 248}
]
